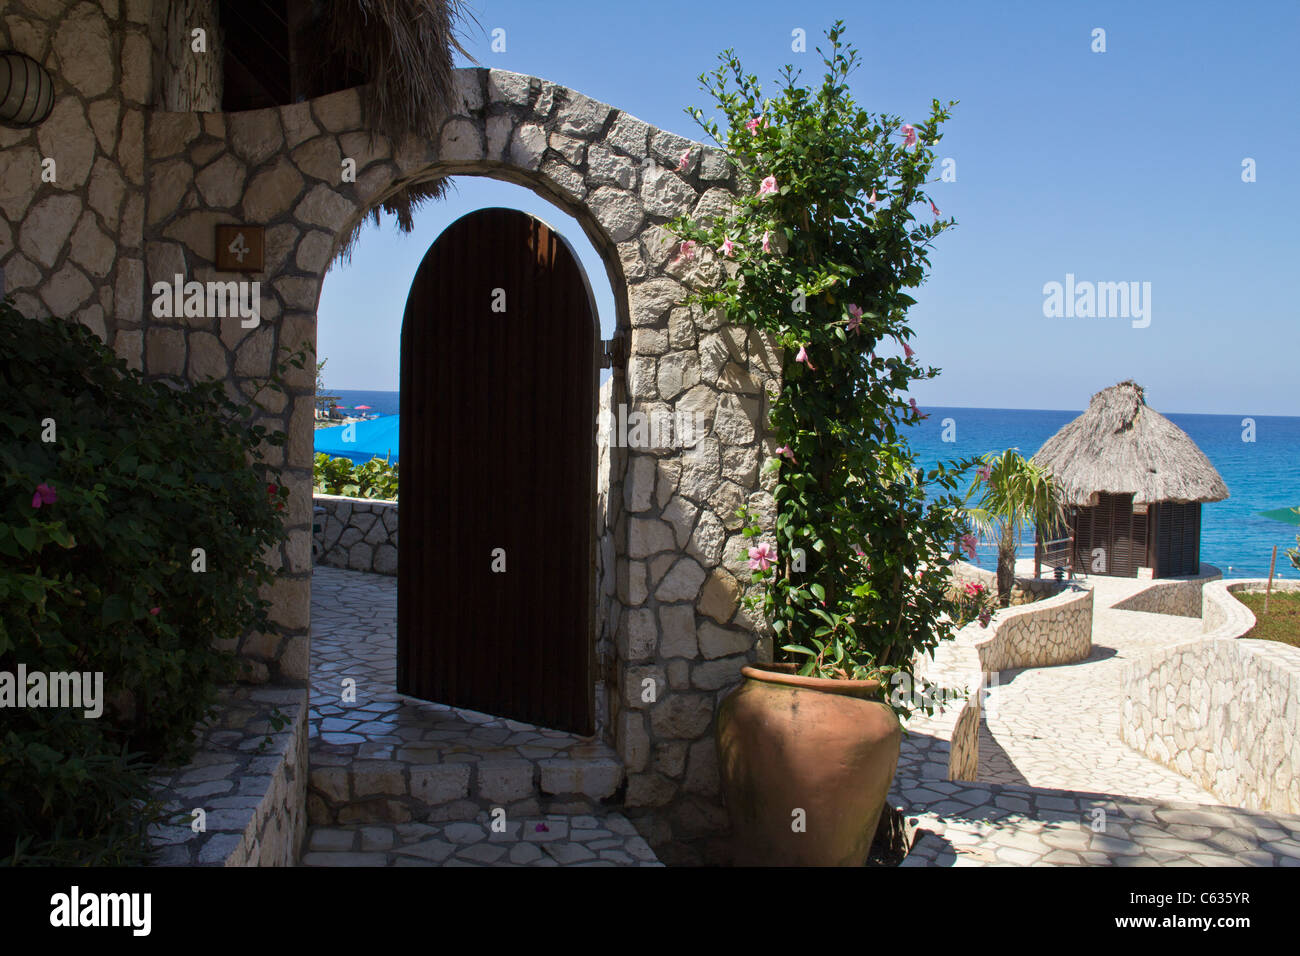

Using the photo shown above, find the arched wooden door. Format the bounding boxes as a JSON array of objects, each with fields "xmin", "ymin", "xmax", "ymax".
[{"xmin": 398, "ymin": 207, "xmax": 598, "ymax": 735}]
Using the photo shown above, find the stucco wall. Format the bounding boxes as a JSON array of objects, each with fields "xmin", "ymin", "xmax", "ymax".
[{"xmin": 1121, "ymin": 579, "xmax": 1300, "ymax": 815}]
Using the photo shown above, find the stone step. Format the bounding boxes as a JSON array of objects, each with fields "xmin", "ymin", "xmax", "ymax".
[
  {"xmin": 308, "ymin": 743, "xmax": 625, "ymax": 825},
  {"xmin": 298, "ymin": 812, "xmax": 662, "ymax": 866}
]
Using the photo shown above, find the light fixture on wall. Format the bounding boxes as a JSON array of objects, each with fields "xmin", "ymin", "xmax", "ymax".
[{"xmin": 0, "ymin": 50, "xmax": 55, "ymax": 127}]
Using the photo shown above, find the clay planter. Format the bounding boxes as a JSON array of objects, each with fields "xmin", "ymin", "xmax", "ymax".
[{"xmin": 716, "ymin": 663, "xmax": 902, "ymax": 866}]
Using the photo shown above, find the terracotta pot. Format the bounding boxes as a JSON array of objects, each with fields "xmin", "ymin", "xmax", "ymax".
[{"xmin": 716, "ymin": 663, "xmax": 902, "ymax": 866}]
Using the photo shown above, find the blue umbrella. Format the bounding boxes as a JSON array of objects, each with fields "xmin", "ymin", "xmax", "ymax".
[{"xmin": 314, "ymin": 414, "xmax": 400, "ymax": 465}]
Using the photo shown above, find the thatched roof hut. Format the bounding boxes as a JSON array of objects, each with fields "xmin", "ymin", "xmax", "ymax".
[{"xmin": 1032, "ymin": 381, "xmax": 1228, "ymax": 578}]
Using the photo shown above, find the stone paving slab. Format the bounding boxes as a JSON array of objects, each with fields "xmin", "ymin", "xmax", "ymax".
[
  {"xmin": 299, "ymin": 811, "xmax": 663, "ymax": 866},
  {"xmin": 891, "ymin": 565, "xmax": 1300, "ymax": 866},
  {"xmin": 310, "ymin": 566, "xmax": 623, "ymax": 825}
]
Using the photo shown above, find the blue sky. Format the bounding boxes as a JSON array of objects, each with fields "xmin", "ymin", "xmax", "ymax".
[{"xmin": 317, "ymin": 0, "xmax": 1299, "ymax": 416}]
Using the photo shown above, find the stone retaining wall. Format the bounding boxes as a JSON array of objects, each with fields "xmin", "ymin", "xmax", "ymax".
[
  {"xmin": 313, "ymin": 493, "xmax": 397, "ymax": 575},
  {"xmin": 149, "ymin": 685, "xmax": 308, "ymax": 865},
  {"xmin": 951, "ymin": 560, "xmax": 1069, "ymax": 606},
  {"xmin": 1111, "ymin": 565, "xmax": 1221, "ymax": 618},
  {"xmin": 975, "ymin": 585, "xmax": 1093, "ymax": 673},
  {"xmin": 1121, "ymin": 579, "xmax": 1300, "ymax": 815}
]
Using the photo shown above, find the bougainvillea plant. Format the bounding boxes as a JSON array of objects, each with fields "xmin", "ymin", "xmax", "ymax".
[{"xmin": 670, "ymin": 23, "xmax": 977, "ymax": 709}]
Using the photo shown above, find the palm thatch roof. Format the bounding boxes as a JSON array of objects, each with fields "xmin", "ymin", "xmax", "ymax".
[
  {"xmin": 308, "ymin": 0, "xmax": 476, "ymax": 255},
  {"xmin": 1032, "ymin": 380, "xmax": 1229, "ymax": 507}
]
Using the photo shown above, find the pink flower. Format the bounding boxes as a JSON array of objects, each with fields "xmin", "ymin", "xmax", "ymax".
[
  {"xmin": 930, "ymin": 199, "xmax": 941, "ymax": 219},
  {"xmin": 903, "ymin": 341, "xmax": 915, "ymax": 361},
  {"xmin": 748, "ymin": 542, "xmax": 777, "ymax": 572},
  {"xmin": 909, "ymin": 398, "xmax": 928, "ymax": 419},
  {"xmin": 677, "ymin": 149, "xmax": 691, "ymax": 172},
  {"xmin": 775, "ymin": 445, "xmax": 797, "ymax": 464},
  {"xmin": 901, "ymin": 124, "xmax": 917, "ymax": 147},
  {"xmin": 795, "ymin": 344, "xmax": 815, "ymax": 370},
  {"xmin": 150, "ymin": 606, "xmax": 161, "ymax": 615},
  {"xmin": 720, "ymin": 237, "xmax": 735, "ymax": 257},
  {"xmin": 31, "ymin": 483, "xmax": 57, "ymax": 509},
  {"xmin": 976, "ymin": 465, "xmax": 992, "ymax": 482},
  {"xmin": 758, "ymin": 175, "xmax": 778, "ymax": 197},
  {"xmin": 868, "ymin": 189, "xmax": 878, "ymax": 207},
  {"xmin": 745, "ymin": 116, "xmax": 764, "ymax": 135},
  {"xmin": 761, "ymin": 231, "xmax": 772, "ymax": 253},
  {"xmin": 676, "ymin": 240, "xmax": 696, "ymax": 261},
  {"xmin": 846, "ymin": 303, "xmax": 863, "ymax": 334},
  {"xmin": 978, "ymin": 610, "xmax": 992, "ymax": 628},
  {"xmin": 960, "ymin": 534, "xmax": 978, "ymax": 561}
]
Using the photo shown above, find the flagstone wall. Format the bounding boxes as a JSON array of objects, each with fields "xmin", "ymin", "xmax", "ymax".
[
  {"xmin": 1121, "ymin": 580, "xmax": 1300, "ymax": 815},
  {"xmin": 124, "ymin": 66, "xmax": 779, "ymax": 860},
  {"xmin": 312, "ymin": 493, "xmax": 398, "ymax": 575}
]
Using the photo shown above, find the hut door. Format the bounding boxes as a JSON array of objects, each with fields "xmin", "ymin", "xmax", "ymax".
[{"xmin": 397, "ymin": 208, "xmax": 598, "ymax": 735}]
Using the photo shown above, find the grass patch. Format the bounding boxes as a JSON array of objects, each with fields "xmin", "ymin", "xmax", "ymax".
[{"xmin": 1236, "ymin": 591, "xmax": 1300, "ymax": 648}]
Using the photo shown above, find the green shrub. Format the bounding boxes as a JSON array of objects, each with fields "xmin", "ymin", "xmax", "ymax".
[
  {"xmin": 313, "ymin": 453, "xmax": 398, "ymax": 501},
  {"xmin": 0, "ymin": 298, "xmax": 291, "ymax": 864}
]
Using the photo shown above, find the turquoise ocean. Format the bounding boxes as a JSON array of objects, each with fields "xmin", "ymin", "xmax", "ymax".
[{"xmin": 328, "ymin": 390, "xmax": 1300, "ymax": 579}]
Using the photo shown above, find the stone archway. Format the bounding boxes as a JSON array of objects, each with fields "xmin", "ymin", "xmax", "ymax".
[{"xmin": 138, "ymin": 67, "xmax": 782, "ymax": 856}]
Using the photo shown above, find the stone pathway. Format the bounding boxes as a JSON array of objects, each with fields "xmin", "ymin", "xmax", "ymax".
[
  {"xmin": 889, "ymin": 567, "xmax": 1300, "ymax": 865},
  {"xmin": 304, "ymin": 566, "xmax": 656, "ymax": 865}
]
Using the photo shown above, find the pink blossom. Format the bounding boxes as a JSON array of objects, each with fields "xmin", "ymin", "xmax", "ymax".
[
  {"xmin": 677, "ymin": 149, "xmax": 691, "ymax": 172},
  {"xmin": 31, "ymin": 483, "xmax": 57, "ymax": 509},
  {"xmin": 930, "ymin": 199, "xmax": 941, "ymax": 219},
  {"xmin": 775, "ymin": 445, "xmax": 797, "ymax": 464},
  {"xmin": 846, "ymin": 303, "xmax": 863, "ymax": 334},
  {"xmin": 868, "ymin": 189, "xmax": 878, "ymax": 207},
  {"xmin": 758, "ymin": 175, "xmax": 778, "ymax": 197},
  {"xmin": 762, "ymin": 231, "xmax": 772, "ymax": 253},
  {"xmin": 976, "ymin": 465, "xmax": 992, "ymax": 482},
  {"xmin": 150, "ymin": 607, "xmax": 161, "ymax": 616},
  {"xmin": 795, "ymin": 344, "xmax": 815, "ymax": 370},
  {"xmin": 748, "ymin": 542, "xmax": 777, "ymax": 572},
  {"xmin": 909, "ymin": 398, "xmax": 928, "ymax": 419},
  {"xmin": 960, "ymin": 534, "xmax": 978, "ymax": 561},
  {"xmin": 676, "ymin": 240, "xmax": 696, "ymax": 261},
  {"xmin": 901, "ymin": 124, "xmax": 917, "ymax": 147},
  {"xmin": 720, "ymin": 237, "xmax": 735, "ymax": 257},
  {"xmin": 746, "ymin": 116, "xmax": 764, "ymax": 135},
  {"xmin": 903, "ymin": 341, "xmax": 915, "ymax": 361}
]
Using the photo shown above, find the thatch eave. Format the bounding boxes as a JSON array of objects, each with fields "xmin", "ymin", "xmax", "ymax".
[{"xmin": 1031, "ymin": 380, "xmax": 1229, "ymax": 508}]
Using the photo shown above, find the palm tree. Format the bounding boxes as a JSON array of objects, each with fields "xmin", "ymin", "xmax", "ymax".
[{"xmin": 963, "ymin": 449, "xmax": 1068, "ymax": 606}]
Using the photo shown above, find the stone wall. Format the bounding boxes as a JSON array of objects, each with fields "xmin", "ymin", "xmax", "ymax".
[
  {"xmin": 126, "ymin": 60, "xmax": 777, "ymax": 858},
  {"xmin": 149, "ymin": 686, "xmax": 309, "ymax": 865},
  {"xmin": 1111, "ymin": 565, "xmax": 1221, "ymax": 618},
  {"xmin": 1120, "ymin": 579, "xmax": 1300, "ymax": 815},
  {"xmin": 950, "ymin": 560, "xmax": 1068, "ymax": 607},
  {"xmin": 312, "ymin": 493, "xmax": 398, "ymax": 574},
  {"xmin": 975, "ymin": 585, "xmax": 1093, "ymax": 673},
  {"xmin": 0, "ymin": 1, "xmax": 155, "ymax": 350}
]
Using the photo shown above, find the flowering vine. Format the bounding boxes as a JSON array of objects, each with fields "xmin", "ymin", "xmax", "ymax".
[{"xmin": 670, "ymin": 23, "xmax": 977, "ymax": 706}]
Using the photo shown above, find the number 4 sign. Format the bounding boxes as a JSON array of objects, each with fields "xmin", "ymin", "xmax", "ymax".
[{"xmin": 214, "ymin": 224, "xmax": 265, "ymax": 272}]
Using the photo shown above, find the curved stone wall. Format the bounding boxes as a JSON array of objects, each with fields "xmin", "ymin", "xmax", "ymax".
[
  {"xmin": 1121, "ymin": 579, "xmax": 1300, "ymax": 814},
  {"xmin": 1110, "ymin": 565, "xmax": 1221, "ymax": 618},
  {"xmin": 975, "ymin": 585, "xmax": 1094, "ymax": 672}
]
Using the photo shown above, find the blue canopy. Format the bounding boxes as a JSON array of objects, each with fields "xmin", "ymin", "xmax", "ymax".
[{"xmin": 314, "ymin": 415, "xmax": 400, "ymax": 465}]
